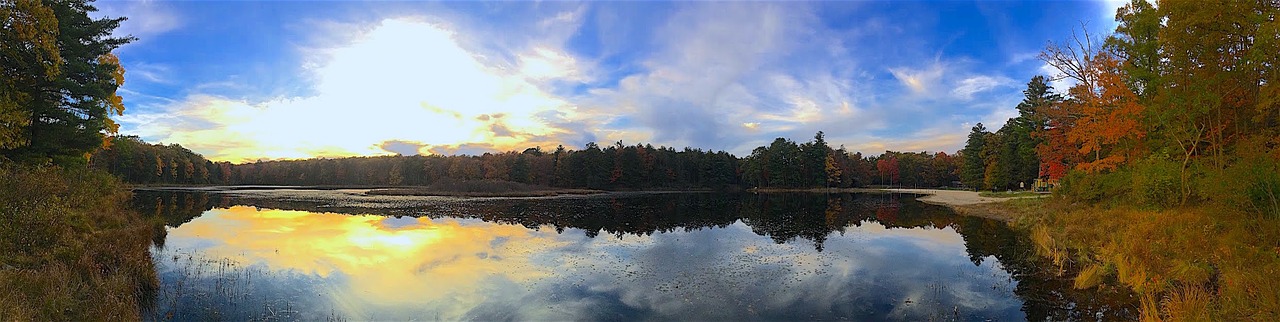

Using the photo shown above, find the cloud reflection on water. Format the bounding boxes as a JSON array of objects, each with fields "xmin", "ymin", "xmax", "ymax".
[
  {"xmin": 165, "ymin": 206, "xmax": 571, "ymax": 318},
  {"xmin": 160, "ymin": 203, "xmax": 1023, "ymax": 320}
]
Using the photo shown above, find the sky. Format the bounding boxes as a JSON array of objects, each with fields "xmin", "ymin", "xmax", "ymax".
[{"xmin": 96, "ymin": 0, "xmax": 1128, "ymax": 163}]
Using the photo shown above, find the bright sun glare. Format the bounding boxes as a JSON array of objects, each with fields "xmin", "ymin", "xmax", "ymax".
[{"xmin": 145, "ymin": 19, "xmax": 577, "ymax": 163}]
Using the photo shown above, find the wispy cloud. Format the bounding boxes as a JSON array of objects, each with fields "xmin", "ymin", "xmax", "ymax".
[
  {"xmin": 952, "ymin": 75, "xmax": 1015, "ymax": 100},
  {"xmin": 890, "ymin": 65, "xmax": 945, "ymax": 94},
  {"xmin": 124, "ymin": 62, "xmax": 173, "ymax": 84},
  {"xmin": 95, "ymin": 1, "xmax": 182, "ymax": 44}
]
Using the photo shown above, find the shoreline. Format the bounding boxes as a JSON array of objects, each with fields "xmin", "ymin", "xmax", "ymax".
[{"xmin": 880, "ymin": 188, "xmax": 1045, "ymax": 223}]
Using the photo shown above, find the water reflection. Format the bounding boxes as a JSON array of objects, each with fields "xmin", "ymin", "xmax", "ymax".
[{"xmin": 136, "ymin": 190, "xmax": 1137, "ymax": 320}]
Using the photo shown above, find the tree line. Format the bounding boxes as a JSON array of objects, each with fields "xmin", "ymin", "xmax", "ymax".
[
  {"xmin": 94, "ymin": 132, "xmax": 970, "ymax": 190},
  {"xmin": 224, "ymin": 143, "xmax": 741, "ymax": 189},
  {"xmin": 89, "ymin": 136, "xmax": 233, "ymax": 184},
  {"xmin": 740, "ymin": 132, "xmax": 960, "ymax": 188}
]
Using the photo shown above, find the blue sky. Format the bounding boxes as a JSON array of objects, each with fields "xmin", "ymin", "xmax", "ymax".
[{"xmin": 96, "ymin": 0, "xmax": 1125, "ymax": 163}]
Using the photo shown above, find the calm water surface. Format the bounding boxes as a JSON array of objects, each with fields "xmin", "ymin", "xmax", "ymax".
[{"xmin": 133, "ymin": 189, "xmax": 1136, "ymax": 321}]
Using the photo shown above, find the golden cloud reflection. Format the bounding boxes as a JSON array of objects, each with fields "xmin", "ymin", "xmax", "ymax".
[{"xmin": 170, "ymin": 206, "xmax": 569, "ymax": 312}]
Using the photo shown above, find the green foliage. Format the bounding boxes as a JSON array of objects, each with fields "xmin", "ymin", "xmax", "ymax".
[
  {"xmin": 1056, "ymin": 169, "xmax": 1132, "ymax": 205},
  {"xmin": 1, "ymin": 0, "xmax": 61, "ymax": 150},
  {"xmin": 1203, "ymin": 156, "xmax": 1280, "ymax": 220},
  {"xmin": 1243, "ymin": 165, "xmax": 1280, "ymax": 220},
  {"xmin": 961, "ymin": 76, "xmax": 1063, "ymax": 192},
  {"xmin": 207, "ymin": 140, "xmax": 739, "ymax": 190}
]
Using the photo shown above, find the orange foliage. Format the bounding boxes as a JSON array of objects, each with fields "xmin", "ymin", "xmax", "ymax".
[
  {"xmin": 1038, "ymin": 53, "xmax": 1147, "ymax": 174},
  {"xmin": 1036, "ymin": 125, "xmax": 1074, "ymax": 180}
]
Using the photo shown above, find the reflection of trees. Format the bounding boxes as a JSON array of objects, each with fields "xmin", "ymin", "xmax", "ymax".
[
  {"xmin": 137, "ymin": 190, "xmax": 1137, "ymax": 319},
  {"xmin": 133, "ymin": 191, "xmax": 220, "ymax": 229},
  {"xmin": 133, "ymin": 190, "xmax": 1007, "ymax": 252}
]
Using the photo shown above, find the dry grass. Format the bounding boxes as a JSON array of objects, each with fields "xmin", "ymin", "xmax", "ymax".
[
  {"xmin": 1015, "ymin": 196, "xmax": 1280, "ymax": 321},
  {"xmin": 1161, "ymin": 285, "xmax": 1213, "ymax": 322},
  {"xmin": 1030, "ymin": 225, "xmax": 1069, "ymax": 276},
  {"xmin": 0, "ymin": 165, "xmax": 160, "ymax": 320},
  {"xmin": 1074, "ymin": 264, "xmax": 1105, "ymax": 289}
]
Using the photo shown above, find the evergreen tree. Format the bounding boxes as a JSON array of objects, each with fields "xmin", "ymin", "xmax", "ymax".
[
  {"xmin": 961, "ymin": 123, "xmax": 989, "ymax": 190},
  {"xmin": 1, "ymin": 0, "xmax": 133, "ymax": 165}
]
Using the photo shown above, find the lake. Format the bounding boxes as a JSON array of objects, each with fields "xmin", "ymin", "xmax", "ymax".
[{"xmin": 133, "ymin": 189, "xmax": 1137, "ymax": 321}]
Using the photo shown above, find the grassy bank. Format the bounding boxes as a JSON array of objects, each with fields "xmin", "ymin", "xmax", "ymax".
[
  {"xmin": 1013, "ymin": 197, "xmax": 1280, "ymax": 321},
  {"xmin": 0, "ymin": 165, "xmax": 161, "ymax": 320}
]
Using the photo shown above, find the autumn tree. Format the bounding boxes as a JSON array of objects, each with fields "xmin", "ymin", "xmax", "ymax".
[
  {"xmin": 1040, "ymin": 28, "xmax": 1146, "ymax": 174},
  {"xmin": 876, "ymin": 154, "xmax": 899, "ymax": 186},
  {"xmin": 824, "ymin": 152, "xmax": 842, "ymax": 187}
]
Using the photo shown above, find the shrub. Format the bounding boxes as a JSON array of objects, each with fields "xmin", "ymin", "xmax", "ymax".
[
  {"xmin": 1243, "ymin": 163, "xmax": 1280, "ymax": 220},
  {"xmin": 1203, "ymin": 158, "xmax": 1280, "ymax": 220},
  {"xmin": 1129, "ymin": 158, "xmax": 1182, "ymax": 209},
  {"xmin": 1058, "ymin": 169, "xmax": 1132, "ymax": 205}
]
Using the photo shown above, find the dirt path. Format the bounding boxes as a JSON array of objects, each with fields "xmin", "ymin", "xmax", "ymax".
[{"xmin": 883, "ymin": 188, "xmax": 1044, "ymax": 222}]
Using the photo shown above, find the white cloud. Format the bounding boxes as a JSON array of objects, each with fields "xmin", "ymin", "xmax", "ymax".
[
  {"xmin": 1097, "ymin": 0, "xmax": 1129, "ymax": 30},
  {"xmin": 569, "ymin": 3, "xmax": 879, "ymax": 152},
  {"xmin": 518, "ymin": 47, "xmax": 587, "ymax": 82},
  {"xmin": 95, "ymin": 1, "xmax": 182, "ymax": 43},
  {"xmin": 122, "ymin": 18, "xmax": 580, "ymax": 162},
  {"xmin": 952, "ymin": 75, "xmax": 1014, "ymax": 100}
]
